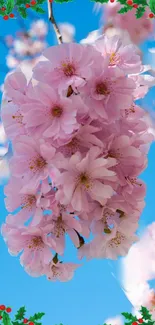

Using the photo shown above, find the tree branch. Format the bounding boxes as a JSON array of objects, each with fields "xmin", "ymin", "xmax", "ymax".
[{"xmin": 47, "ymin": 0, "xmax": 63, "ymax": 44}]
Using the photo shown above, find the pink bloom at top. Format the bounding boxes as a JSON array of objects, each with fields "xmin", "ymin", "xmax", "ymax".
[
  {"xmin": 129, "ymin": 74, "xmax": 155, "ymax": 100},
  {"xmin": 95, "ymin": 35, "xmax": 142, "ymax": 74},
  {"xmin": 82, "ymin": 61, "xmax": 135, "ymax": 121},
  {"xmin": 10, "ymin": 136, "xmax": 57, "ymax": 192},
  {"xmin": 33, "ymin": 43, "xmax": 96, "ymax": 92},
  {"xmin": 2, "ymin": 102, "xmax": 26, "ymax": 141},
  {"xmin": 44, "ymin": 260, "xmax": 80, "ymax": 282},
  {"xmin": 1, "ymin": 223, "xmax": 55, "ymax": 277},
  {"xmin": 55, "ymin": 146, "xmax": 117, "ymax": 212},
  {"xmin": 21, "ymin": 82, "xmax": 79, "ymax": 140},
  {"xmin": 42, "ymin": 213, "xmax": 82, "ymax": 255}
]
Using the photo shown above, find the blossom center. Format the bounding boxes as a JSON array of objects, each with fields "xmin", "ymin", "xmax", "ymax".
[
  {"xmin": 12, "ymin": 110, "xmax": 23, "ymax": 124},
  {"xmin": 96, "ymin": 82, "xmax": 110, "ymax": 95},
  {"xmin": 61, "ymin": 62, "xmax": 76, "ymax": 77},
  {"xmin": 109, "ymin": 52, "xmax": 120, "ymax": 66},
  {"xmin": 22, "ymin": 194, "xmax": 36, "ymax": 210},
  {"xmin": 79, "ymin": 173, "xmax": 92, "ymax": 189},
  {"xmin": 108, "ymin": 231, "xmax": 125, "ymax": 248},
  {"xmin": 52, "ymin": 106, "xmax": 63, "ymax": 118},
  {"xmin": 28, "ymin": 236, "xmax": 44, "ymax": 250},
  {"xmin": 29, "ymin": 155, "xmax": 47, "ymax": 172}
]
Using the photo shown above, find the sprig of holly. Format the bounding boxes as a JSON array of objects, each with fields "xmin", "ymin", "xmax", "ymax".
[
  {"xmin": 0, "ymin": 305, "xmax": 45, "ymax": 325},
  {"xmin": 91, "ymin": 0, "xmax": 155, "ymax": 19}
]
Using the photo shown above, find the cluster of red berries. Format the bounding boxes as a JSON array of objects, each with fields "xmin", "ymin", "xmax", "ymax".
[
  {"xmin": 132, "ymin": 318, "xmax": 144, "ymax": 325},
  {"xmin": 23, "ymin": 319, "xmax": 34, "ymax": 325},
  {"xmin": 0, "ymin": 305, "xmax": 12, "ymax": 319},
  {"xmin": 0, "ymin": 7, "xmax": 14, "ymax": 20}
]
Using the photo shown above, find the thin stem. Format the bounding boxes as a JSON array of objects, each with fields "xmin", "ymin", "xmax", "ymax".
[{"xmin": 47, "ymin": 0, "xmax": 63, "ymax": 44}]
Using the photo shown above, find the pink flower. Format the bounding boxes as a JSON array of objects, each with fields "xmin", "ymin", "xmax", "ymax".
[
  {"xmin": 4, "ymin": 177, "xmax": 50, "ymax": 226},
  {"xmin": 95, "ymin": 35, "xmax": 142, "ymax": 74},
  {"xmin": 82, "ymin": 61, "xmax": 135, "ymax": 121},
  {"xmin": 44, "ymin": 259, "xmax": 80, "ymax": 282},
  {"xmin": 10, "ymin": 136, "xmax": 57, "ymax": 192},
  {"xmin": 56, "ymin": 146, "xmax": 117, "ymax": 212},
  {"xmin": 2, "ymin": 102, "xmax": 26, "ymax": 141},
  {"xmin": 93, "ymin": 219, "xmax": 138, "ymax": 260},
  {"xmin": 42, "ymin": 213, "xmax": 82, "ymax": 255},
  {"xmin": 3, "ymin": 69, "xmax": 29, "ymax": 105},
  {"xmin": 33, "ymin": 43, "xmax": 95, "ymax": 92},
  {"xmin": 1, "ymin": 223, "xmax": 54, "ymax": 277},
  {"xmin": 21, "ymin": 82, "xmax": 79, "ymax": 140}
]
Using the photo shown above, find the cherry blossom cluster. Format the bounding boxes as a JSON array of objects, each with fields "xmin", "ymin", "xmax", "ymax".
[
  {"xmin": 96, "ymin": 1, "xmax": 154, "ymax": 45},
  {"xmin": 1, "ymin": 34, "xmax": 155, "ymax": 281},
  {"xmin": 5, "ymin": 20, "xmax": 48, "ymax": 70}
]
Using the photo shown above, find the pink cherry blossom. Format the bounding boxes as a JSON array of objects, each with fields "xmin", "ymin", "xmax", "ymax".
[
  {"xmin": 21, "ymin": 82, "xmax": 79, "ymax": 140},
  {"xmin": 33, "ymin": 43, "xmax": 96, "ymax": 92},
  {"xmin": 44, "ymin": 258, "xmax": 80, "ymax": 282},
  {"xmin": 1, "ymin": 223, "xmax": 54, "ymax": 277},
  {"xmin": 95, "ymin": 35, "xmax": 142, "ymax": 74}
]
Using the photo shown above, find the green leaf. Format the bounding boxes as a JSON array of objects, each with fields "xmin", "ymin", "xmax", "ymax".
[
  {"xmin": 139, "ymin": 306, "xmax": 152, "ymax": 320},
  {"xmin": 117, "ymin": 5, "xmax": 132, "ymax": 13},
  {"xmin": 2, "ymin": 312, "xmax": 11, "ymax": 325},
  {"xmin": 6, "ymin": 0, "xmax": 14, "ymax": 13},
  {"xmin": 149, "ymin": 0, "xmax": 155, "ymax": 14},
  {"xmin": 30, "ymin": 5, "xmax": 46, "ymax": 13},
  {"xmin": 91, "ymin": 0, "xmax": 109, "ymax": 3},
  {"xmin": 15, "ymin": 307, "xmax": 26, "ymax": 321},
  {"xmin": 121, "ymin": 312, "xmax": 137, "ymax": 321},
  {"xmin": 29, "ymin": 313, "xmax": 45, "ymax": 322},
  {"xmin": 17, "ymin": 6, "xmax": 27, "ymax": 18},
  {"xmin": 135, "ymin": 5, "xmax": 145, "ymax": 18}
]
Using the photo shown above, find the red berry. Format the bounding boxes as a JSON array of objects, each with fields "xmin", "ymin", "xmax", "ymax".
[
  {"xmin": 1, "ymin": 7, "xmax": 6, "ymax": 11},
  {"xmin": 6, "ymin": 308, "xmax": 12, "ymax": 313},
  {"xmin": 23, "ymin": 319, "xmax": 28, "ymax": 324},
  {"xmin": 30, "ymin": 0, "xmax": 36, "ymax": 5},
  {"xmin": 0, "ymin": 316, "xmax": 2, "ymax": 320},
  {"xmin": 9, "ymin": 13, "xmax": 14, "ymax": 18},
  {"xmin": 0, "ymin": 306, "xmax": 5, "ymax": 311},
  {"xmin": 29, "ymin": 322, "xmax": 34, "ymax": 325},
  {"xmin": 133, "ymin": 3, "xmax": 138, "ymax": 8},
  {"xmin": 127, "ymin": 0, "xmax": 133, "ymax": 5},
  {"xmin": 49, "ymin": 0, "xmax": 53, "ymax": 2},
  {"xmin": 25, "ymin": 3, "xmax": 30, "ymax": 8},
  {"xmin": 138, "ymin": 320, "xmax": 143, "ymax": 324},
  {"xmin": 149, "ymin": 13, "xmax": 154, "ymax": 18},
  {"xmin": 3, "ymin": 15, "xmax": 9, "ymax": 20},
  {"xmin": 110, "ymin": 0, "xmax": 115, "ymax": 3},
  {"xmin": 132, "ymin": 323, "xmax": 138, "ymax": 325}
]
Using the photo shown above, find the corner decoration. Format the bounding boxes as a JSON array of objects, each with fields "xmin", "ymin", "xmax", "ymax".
[
  {"xmin": 0, "ymin": 0, "xmax": 155, "ymax": 20},
  {"xmin": 0, "ymin": 305, "xmax": 155, "ymax": 325}
]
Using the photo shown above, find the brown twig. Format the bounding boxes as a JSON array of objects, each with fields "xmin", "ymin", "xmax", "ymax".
[{"xmin": 47, "ymin": 0, "xmax": 63, "ymax": 44}]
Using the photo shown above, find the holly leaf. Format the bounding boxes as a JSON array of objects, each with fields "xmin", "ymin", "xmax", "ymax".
[
  {"xmin": 117, "ymin": 5, "xmax": 132, "ymax": 13},
  {"xmin": 121, "ymin": 312, "xmax": 137, "ymax": 321},
  {"xmin": 6, "ymin": 0, "xmax": 14, "ymax": 13},
  {"xmin": 149, "ymin": 0, "xmax": 155, "ymax": 13},
  {"xmin": 2, "ymin": 312, "xmax": 11, "ymax": 325},
  {"xmin": 139, "ymin": 307, "xmax": 152, "ymax": 320},
  {"xmin": 15, "ymin": 307, "xmax": 26, "ymax": 321},
  {"xmin": 29, "ymin": 313, "xmax": 45, "ymax": 322},
  {"xmin": 91, "ymin": 0, "xmax": 109, "ymax": 3},
  {"xmin": 17, "ymin": 6, "xmax": 27, "ymax": 18},
  {"xmin": 31, "ymin": 5, "xmax": 45, "ymax": 13},
  {"xmin": 135, "ymin": 5, "xmax": 145, "ymax": 18}
]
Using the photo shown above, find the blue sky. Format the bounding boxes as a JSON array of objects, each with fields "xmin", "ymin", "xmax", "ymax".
[{"xmin": 0, "ymin": 1, "xmax": 155, "ymax": 325}]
